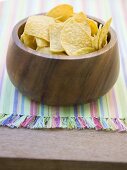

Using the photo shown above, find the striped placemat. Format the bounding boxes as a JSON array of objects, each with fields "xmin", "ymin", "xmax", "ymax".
[{"xmin": 0, "ymin": 0, "xmax": 127, "ymax": 131}]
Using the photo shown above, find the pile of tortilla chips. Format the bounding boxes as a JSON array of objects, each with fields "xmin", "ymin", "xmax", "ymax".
[{"xmin": 20, "ymin": 4, "xmax": 112, "ymax": 56}]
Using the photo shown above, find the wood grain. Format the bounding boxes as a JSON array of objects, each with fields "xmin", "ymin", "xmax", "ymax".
[
  {"xmin": 6, "ymin": 16, "xmax": 119, "ymax": 105},
  {"xmin": 0, "ymin": 128, "xmax": 127, "ymax": 170}
]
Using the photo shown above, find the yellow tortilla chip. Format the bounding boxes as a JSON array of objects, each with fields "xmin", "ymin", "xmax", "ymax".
[
  {"xmin": 24, "ymin": 15, "xmax": 55, "ymax": 42},
  {"xmin": 35, "ymin": 37, "xmax": 49, "ymax": 47},
  {"xmin": 99, "ymin": 18, "xmax": 112, "ymax": 49},
  {"xmin": 92, "ymin": 24, "xmax": 102, "ymax": 50},
  {"xmin": 20, "ymin": 33, "xmax": 36, "ymax": 49},
  {"xmin": 87, "ymin": 18, "xmax": 98, "ymax": 36},
  {"xmin": 79, "ymin": 21, "xmax": 91, "ymax": 35},
  {"xmin": 73, "ymin": 47, "xmax": 96, "ymax": 56},
  {"xmin": 36, "ymin": 47, "xmax": 52, "ymax": 54},
  {"xmin": 102, "ymin": 34, "xmax": 108, "ymax": 47},
  {"xmin": 61, "ymin": 18, "xmax": 92, "ymax": 56},
  {"xmin": 36, "ymin": 47, "xmax": 65, "ymax": 55},
  {"xmin": 62, "ymin": 17, "xmax": 73, "ymax": 25},
  {"xmin": 47, "ymin": 4, "xmax": 73, "ymax": 21},
  {"xmin": 49, "ymin": 23, "xmax": 64, "ymax": 52},
  {"xmin": 73, "ymin": 12, "xmax": 91, "ymax": 35},
  {"xmin": 21, "ymin": 4, "xmax": 112, "ymax": 56},
  {"xmin": 73, "ymin": 12, "xmax": 87, "ymax": 22},
  {"xmin": 55, "ymin": 16, "xmax": 64, "ymax": 23}
]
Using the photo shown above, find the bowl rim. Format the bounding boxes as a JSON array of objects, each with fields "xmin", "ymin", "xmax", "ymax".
[{"xmin": 12, "ymin": 14, "xmax": 117, "ymax": 60}]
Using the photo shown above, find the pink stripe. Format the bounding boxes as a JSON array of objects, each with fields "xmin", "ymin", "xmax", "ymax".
[
  {"xmin": 21, "ymin": 116, "xmax": 35, "ymax": 127},
  {"xmin": 90, "ymin": 102, "xmax": 102, "ymax": 129},
  {"xmin": 51, "ymin": 107, "xmax": 60, "ymax": 128},
  {"xmin": 78, "ymin": 117, "xmax": 87, "ymax": 128},
  {"xmin": 52, "ymin": 117, "xmax": 57, "ymax": 128},
  {"xmin": 30, "ymin": 101, "xmax": 38, "ymax": 116},
  {"xmin": 93, "ymin": 118, "xmax": 102, "ymax": 130},
  {"xmin": 90, "ymin": 102, "xmax": 97, "ymax": 117}
]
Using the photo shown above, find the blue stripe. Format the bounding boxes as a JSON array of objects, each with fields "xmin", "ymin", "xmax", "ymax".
[
  {"xmin": 74, "ymin": 105, "xmax": 81, "ymax": 128},
  {"xmin": 41, "ymin": 103, "xmax": 44, "ymax": 117},
  {"xmin": 99, "ymin": 97, "xmax": 104, "ymax": 118},
  {"xmin": 21, "ymin": 95, "xmax": 25, "ymax": 115},
  {"xmin": 2, "ymin": 114, "xmax": 14, "ymax": 125}
]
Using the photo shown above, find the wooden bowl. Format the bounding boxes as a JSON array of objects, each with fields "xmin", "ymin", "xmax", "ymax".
[{"xmin": 6, "ymin": 15, "xmax": 120, "ymax": 106}]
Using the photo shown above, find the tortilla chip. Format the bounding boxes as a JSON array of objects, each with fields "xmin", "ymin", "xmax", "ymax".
[
  {"xmin": 36, "ymin": 47, "xmax": 52, "ymax": 54},
  {"xmin": 73, "ymin": 47, "xmax": 96, "ymax": 56},
  {"xmin": 61, "ymin": 18, "xmax": 92, "ymax": 55},
  {"xmin": 47, "ymin": 4, "xmax": 73, "ymax": 21},
  {"xmin": 99, "ymin": 18, "xmax": 112, "ymax": 49},
  {"xmin": 73, "ymin": 12, "xmax": 87, "ymax": 22},
  {"xmin": 20, "ymin": 4, "xmax": 112, "ymax": 56},
  {"xmin": 35, "ymin": 37, "xmax": 49, "ymax": 47},
  {"xmin": 24, "ymin": 15, "xmax": 55, "ymax": 42},
  {"xmin": 73, "ymin": 12, "xmax": 91, "ymax": 35},
  {"xmin": 87, "ymin": 18, "xmax": 98, "ymax": 36},
  {"xmin": 92, "ymin": 24, "xmax": 102, "ymax": 50},
  {"xmin": 20, "ymin": 33, "xmax": 36, "ymax": 49},
  {"xmin": 49, "ymin": 23, "xmax": 64, "ymax": 52},
  {"xmin": 36, "ymin": 47, "xmax": 65, "ymax": 55}
]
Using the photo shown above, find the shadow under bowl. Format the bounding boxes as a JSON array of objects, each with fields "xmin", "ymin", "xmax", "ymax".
[{"xmin": 6, "ymin": 15, "xmax": 120, "ymax": 106}]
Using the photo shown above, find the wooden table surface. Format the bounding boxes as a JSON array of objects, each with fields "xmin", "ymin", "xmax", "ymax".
[{"xmin": 0, "ymin": 127, "xmax": 127, "ymax": 170}]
